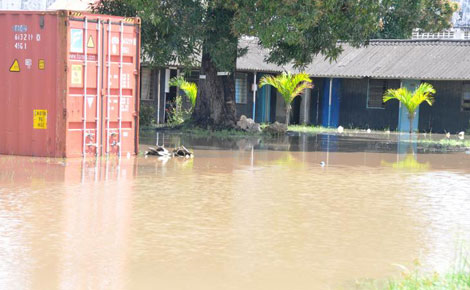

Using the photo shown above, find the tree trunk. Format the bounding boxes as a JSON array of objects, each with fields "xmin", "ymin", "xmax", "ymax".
[
  {"xmin": 409, "ymin": 117, "xmax": 413, "ymax": 134},
  {"xmin": 192, "ymin": 50, "xmax": 237, "ymax": 129},
  {"xmin": 408, "ymin": 111, "xmax": 415, "ymax": 134},
  {"xmin": 285, "ymin": 104, "xmax": 291, "ymax": 127},
  {"xmin": 191, "ymin": 7, "xmax": 238, "ymax": 129}
]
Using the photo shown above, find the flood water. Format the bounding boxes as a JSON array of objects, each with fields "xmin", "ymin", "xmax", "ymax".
[{"xmin": 1, "ymin": 132, "xmax": 470, "ymax": 290}]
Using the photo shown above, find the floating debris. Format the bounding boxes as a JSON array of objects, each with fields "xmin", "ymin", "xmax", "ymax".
[
  {"xmin": 146, "ymin": 145, "xmax": 193, "ymax": 158},
  {"xmin": 173, "ymin": 146, "xmax": 193, "ymax": 158},
  {"xmin": 146, "ymin": 146, "xmax": 171, "ymax": 157},
  {"xmin": 458, "ymin": 131, "xmax": 465, "ymax": 140}
]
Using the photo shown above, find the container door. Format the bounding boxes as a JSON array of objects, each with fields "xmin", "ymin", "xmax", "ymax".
[
  {"xmin": 66, "ymin": 15, "xmax": 139, "ymax": 157},
  {"xmin": 67, "ymin": 17, "xmax": 103, "ymax": 157},
  {"xmin": 102, "ymin": 19, "xmax": 139, "ymax": 157},
  {"xmin": 398, "ymin": 80, "xmax": 420, "ymax": 132}
]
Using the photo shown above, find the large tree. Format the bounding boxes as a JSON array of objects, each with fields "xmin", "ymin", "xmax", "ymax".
[{"xmin": 93, "ymin": 0, "xmax": 457, "ymax": 129}]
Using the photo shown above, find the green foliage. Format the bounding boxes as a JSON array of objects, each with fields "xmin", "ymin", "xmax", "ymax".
[
  {"xmin": 288, "ymin": 125, "xmax": 337, "ymax": 134},
  {"xmin": 139, "ymin": 103, "xmax": 155, "ymax": 127},
  {"xmin": 356, "ymin": 245, "xmax": 470, "ymax": 290},
  {"xmin": 169, "ymin": 76, "xmax": 198, "ymax": 108},
  {"xmin": 92, "ymin": 0, "xmax": 204, "ymax": 68},
  {"xmin": 167, "ymin": 95, "xmax": 191, "ymax": 126},
  {"xmin": 259, "ymin": 72, "xmax": 312, "ymax": 125},
  {"xmin": 259, "ymin": 72, "xmax": 313, "ymax": 106},
  {"xmin": 358, "ymin": 255, "xmax": 470, "ymax": 290},
  {"xmin": 92, "ymin": 0, "xmax": 456, "ymax": 69},
  {"xmin": 383, "ymin": 83, "xmax": 435, "ymax": 117},
  {"xmin": 373, "ymin": 0, "xmax": 458, "ymax": 39}
]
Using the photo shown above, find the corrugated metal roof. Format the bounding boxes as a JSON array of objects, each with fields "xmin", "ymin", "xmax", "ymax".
[
  {"xmin": 236, "ymin": 38, "xmax": 295, "ymax": 73},
  {"xmin": 239, "ymin": 39, "xmax": 470, "ymax": 81}
]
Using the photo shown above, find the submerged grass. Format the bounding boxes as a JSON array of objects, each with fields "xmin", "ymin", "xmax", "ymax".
[
  {"xmin": 358, "ymin": 249, "xmax": 470, "ymax": 290},
  {"xmin": 181, "ymin": 127, "xmax": 261, "ymax": 137},
  {"xmin": 287, "ymin": 124, "xmax": 337, "ymax": 134},
  {"xmin": 417, "ymin": 138, "xmax": 470, "ymax": 149}
]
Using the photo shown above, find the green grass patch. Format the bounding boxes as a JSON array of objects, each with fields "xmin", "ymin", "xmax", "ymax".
[
  {"xmin": 287, "ymin": 125, "xmax": 337, "ymax": 134},
  {"xmin": 180, "ymin": 127, "xmax": 261, "ymax": 138},
  {"xmin": 358, "ymin": 251, "xmax": 470, "ymax": 290},
  {"xmin": 417, "ymin": 138, "xmax": 470, "ymax": 149}
]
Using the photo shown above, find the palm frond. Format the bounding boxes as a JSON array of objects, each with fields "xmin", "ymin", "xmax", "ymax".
[
  {"xmin": 169, "ymin": 76, "xmax": 198, "ymax": 108},
  {"xmin": 259, "ymin": 71, "xmax": 313, "ymax": 106},
  {"xmin": 383, "ymin": 83, "xmax": 434, "ymax": 115}
]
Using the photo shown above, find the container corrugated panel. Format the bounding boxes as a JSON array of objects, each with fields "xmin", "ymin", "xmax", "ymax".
[{"xmin": 0, "ymin": 10, "xmax": 141, "ymax": 157}]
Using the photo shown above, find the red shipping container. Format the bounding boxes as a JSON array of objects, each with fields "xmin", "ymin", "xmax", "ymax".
[{"xmin": 0, "ymin": 10, "xmax": 141, "ymax": 157}]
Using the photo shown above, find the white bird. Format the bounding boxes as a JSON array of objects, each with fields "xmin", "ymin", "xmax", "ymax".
[
  {"xmin": 337, "ymin": 126, "xmax": 344, "ymax": 133},
  {"xmin": 367, "ymin": 129, "xmax": 371, "ymax": 134},
  {"xmin": 458, "ymin": 131, "xmax": 465, "ymax": 140},
  {"xmin": 446, "ymin": 132, "xmax": 451, "ymax": 139},
  {"xmin": 320, "ymin": 161, "xmax": 325, "ymax": 167}
]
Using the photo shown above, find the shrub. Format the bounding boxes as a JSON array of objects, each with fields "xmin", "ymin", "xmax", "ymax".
[{"xmin": 139, "ymin": 103, "xmax": 155, "ymax": 127}]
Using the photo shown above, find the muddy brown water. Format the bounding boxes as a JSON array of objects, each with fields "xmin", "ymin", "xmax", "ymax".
[{"xmin": 1, "ymin": 132, "xmax": 470, "ymax": 290}]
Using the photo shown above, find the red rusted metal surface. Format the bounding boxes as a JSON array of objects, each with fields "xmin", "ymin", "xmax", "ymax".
[{"xmin": 0, "ymin": 10, "xmax": 141, "ymax": 157}]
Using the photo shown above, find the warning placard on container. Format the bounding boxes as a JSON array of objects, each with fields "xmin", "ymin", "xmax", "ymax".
[
  {"xmin": 87, "ymin": 35, "xmax": 95, "ymax": 48},
  {"xmin": 33, "ymin": 110, "xmax": 47, "ymax": 129},
  {"xmin": 38, "ymin": 59, "xmax": 45, "ymax": 70},
  {"xmin": 10, "ymin": 59, "xmax": 20, "ymax": 72},
  {"xmin": 71, "ymin": 64, "xmax": 83, "ymax": 85}
]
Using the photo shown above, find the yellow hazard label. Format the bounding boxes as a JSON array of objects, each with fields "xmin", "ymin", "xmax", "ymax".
[
  {"xmin": 38, "ymin": 59, "xmax": 45, "ymax": 70},
  {"xmin": 9, "ymin": 59, "xmax": 20, "ymax": 72},
  {"xmin": 87, "ymin": 35, "xmax": 95, "ymax": 48},
  {"xmin": 71, "ymin": 64, "xmax": 83, "ymax": 85},
  {"xmin": 33, "ymin": 110, "xmax": 47, "ymax": 129}
]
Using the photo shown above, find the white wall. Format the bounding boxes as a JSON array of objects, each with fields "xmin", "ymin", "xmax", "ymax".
[
  {"xmin": 0, "ymin": 0, "xmax": 54, "ymax": 10},
  {"xmin": 0, "ymin": 0, "xmax": 89, "ymax": 10}
]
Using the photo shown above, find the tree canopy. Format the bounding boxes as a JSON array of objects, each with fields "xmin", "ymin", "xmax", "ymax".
[{"xmin": 93, "ymin": 0, "xmax": 457, "ymax": 68}]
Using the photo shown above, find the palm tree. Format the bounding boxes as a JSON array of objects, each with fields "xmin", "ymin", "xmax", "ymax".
[
  {"xmin": 259, "ymin": 72, "xmax": 313, "ymax": 126},
  {"xmin": 169, "ymin": 76, "xmax": 198, "ymax": 108},
  {"xmin": 383, "ymin": 83, "xmax": 435, "ymax": 133}
]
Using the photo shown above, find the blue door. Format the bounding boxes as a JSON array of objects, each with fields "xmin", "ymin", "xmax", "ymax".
[
  {"xmin": 255, "ymin": 76, "xmax": 271, "ymax": 123},
  {"xmin": 398, "ymin": 80, "xmax": 420, "ymax": 132},
  {"xmin": 322, "ymin": 78, "xmax": 341, "ymax": 127}
]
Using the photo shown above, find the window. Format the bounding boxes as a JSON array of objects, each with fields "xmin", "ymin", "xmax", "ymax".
[
  {"xmin": 235, "ymin": 73, "xmax": 248, "ymax": 104},
  {"xmin": 367, "ymin": 79, "xmax": 390, "ymax": 109},
  {"xmin": 367, "ymin": 79, "xmax": 400, "ymax": 109},
  {"xmin": 140, "ymin": 67, "xmax": 152, "ymax": 100},
  {"xmin": 462, "ymin": 83, "xmax": 470, "ymax": 112}
]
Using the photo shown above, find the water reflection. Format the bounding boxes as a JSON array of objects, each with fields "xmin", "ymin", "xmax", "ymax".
[{"xmin": 0, "ymin": 132, "xmax": 469, "ymax": 289}]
